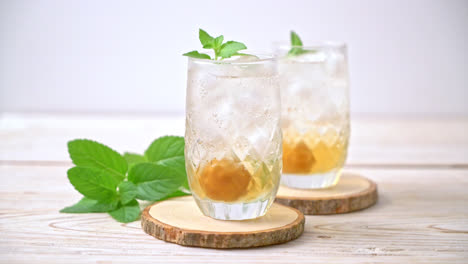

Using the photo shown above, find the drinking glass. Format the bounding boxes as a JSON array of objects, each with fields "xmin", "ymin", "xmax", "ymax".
[
  {"xmin": 185, "ymin": 54, "xmax": 282, "ymax": 220},
  {"xmin": 274, "ymin": 42, "xmax": 350, "ymax": 189}
]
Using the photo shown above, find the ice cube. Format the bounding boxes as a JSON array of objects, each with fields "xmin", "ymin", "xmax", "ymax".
[
  {"xmin": 325, "ymin": 50, "xmax": 347, "ymax": 79},
  {"xmin": 288, "ymin": 50, "xmax": 327, "ymax": 63},
  {"xmin": 225, "ymin": 54, "xmax": 260, "ymax": 62},
  {"xmin": 213, "ymin": 55, "xmax": 275, "ymax": 78}
]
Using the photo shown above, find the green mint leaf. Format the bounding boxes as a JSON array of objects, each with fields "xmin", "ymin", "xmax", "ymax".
[
  {"xmin": 67, "ymin": 167, "xmax": 118, "ymax": 201},
  {"xmin": 290, "ymin": 31, "xmax": 303, "ymax": 46},
  {"xmin": 123, "ymin": 152, "xmax": 147, "ymax": 170},
  {"xmin": 144, "ymin": 136, "xmax": 188, "ymax": 188},
  {"xmin": 145, "ymin": 136, "xmax": 184, "ymax": 163},
  {"xmin": 202, "ymin": 43, "xmax": 214, "ymax": 49},
  {"xmin": 288, "ymin": 31, "xmax": 316, "ymax": 57},
  {"xmin": 183, "ymin": 50, "xmax": 211, "ymax": 59},
  {"xmin": 108, "ymin": 199, "xmax": 140, "ymax": 223},
  {"xmin": 157, "ymin": 155, "xmax": 189, "ymax": 189},
  {"xmin": 118, "ymin": 181, "xmax": 137, "ymax": 205},
  {"xmin": 213, "ymin": 35, "xmax": 224, "ymax": 48},
  {"xmin": 128, "ymin": 162, "xmax": 183, "ymax": 201},
  {"xmin": 68, "ymin": 139, "xmax": 127, "ymax": 182},
  {"xmin": 60, "ymin": 197, "xmax": 118, "ymax": 213},
  {"xmin": 199, "ymin": 28, "xmax": 214, "ymax": 46},
  {"xmin": 219, "ymin": 41, "xmax": 247, "ymax": 59}
]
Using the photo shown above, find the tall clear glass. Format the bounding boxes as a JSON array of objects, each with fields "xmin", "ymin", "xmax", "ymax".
[
  {"xmin": 185, "ymin": 55, "xmax": 282, "ymax": 220},
  {"xmin": 274, "ymin": 42, "xmax": 350, "ymax": 189}
]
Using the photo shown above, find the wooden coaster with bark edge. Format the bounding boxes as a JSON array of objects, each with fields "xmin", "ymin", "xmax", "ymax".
[
  {"xmin": 141, "ymin": 196, "xmax": 305, "ymax": 249},
  {"xmin": 275, "ymin": 172, "xmax": 378, "ymax": 215}
]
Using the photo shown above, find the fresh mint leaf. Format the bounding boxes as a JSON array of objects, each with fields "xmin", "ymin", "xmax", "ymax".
[
  {"xmin": 68, "ymin": 167, "xmax": 118, "ymax": 201},
  {"xmin": 123, "ymin": 152, "xmax": 147, "ymax": 169},
  {"xmin": 219, "ymin": 41, "xmax": 247, "ymax": 59},
  {"xmin": 68, "ymin": 139, "xmax": 127, "ymax": 182},
  {"xmin": 144, "ymin": 136, "xmax": 188, "ymax": 190},
  {"xmin": 202, "ymin": 43, "xmax": 214, "ymax": 49},
  {"xmin": 290, "ymin": 31, "xmax": 303, "ymax": 46},
  {"xmin": 118, "ymin": 181, "xmax": 137, "ymax": 205},
  {"xmin": 183, "ymin": 50, "xmax": 211, "ymax": 59},
  {"xmin": 128, "ymin": 162, "xmax": 183, "ymax": 201},
  {"xmin": 288, "ymin": 30, "xmax": 316, "ymax": 57},
  {"xmin": 145, "ymin": 136, "xmax": 184, "ymax": 163},
  {"xmin": 60, "ymin": 197, "xmax": 118, "ymax": 213},
  {"xmin": 199, "ymin": 28, "xmax": 214, "ymax": 46},
  {"xmin": 203, "ymin": 35, "xmax": 223, "ymax": 50},
  {"xmin": 157, "ymin": 156, "xmax": 189, "ymax": 189},
  {"xmin": 108, "ymin": 199, "xmax": 140, "ymax": 223},
  {"xmin": 213, "ymin": 35, "xmax": 224, "ymax": 49}
]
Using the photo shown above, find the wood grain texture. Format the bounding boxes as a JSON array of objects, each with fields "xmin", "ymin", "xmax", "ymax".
[
  {"xmin": 1, "ymin": 114, "xmax": 468, "ymax": 263},
  {"xmin": 276, "ymin": 174, "xmax": 378, "ymax": 214},
  {"xmin": 1, "ymin": 165, "xmax": 467, "ymax": 263},
  {"xmin": 141, "ymin": 197, "xmax": 304, "ymax": 248}
]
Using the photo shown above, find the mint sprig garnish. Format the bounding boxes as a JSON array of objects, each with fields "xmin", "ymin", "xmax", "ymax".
[
  {"xmin": 183, "ymin": 28, "xmax": 248, "ymax": 60},
  {"xmin": 288, "ymin": 31, "xmax": 316, "ymax": 57},
  {"xmin": 60, "ymin": 136, "xmax": 190, "ymax": 223}
]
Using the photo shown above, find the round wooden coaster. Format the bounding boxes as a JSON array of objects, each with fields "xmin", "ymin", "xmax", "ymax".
[
  {"xmin": 275, "ymin": 173, "xmax": 378, "ymax": 215},
  {"xmin": 141, "ymin": 196, "xmax": 305, "ymax": 249}
]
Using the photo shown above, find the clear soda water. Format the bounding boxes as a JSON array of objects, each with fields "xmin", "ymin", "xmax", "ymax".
[
  {"xmin": 185, "ymin": 56, "xmax": 282, "ymax": 220},
  {"xmin": 277, "ymin": 44, "xmax": 350, "ymax": 189}
]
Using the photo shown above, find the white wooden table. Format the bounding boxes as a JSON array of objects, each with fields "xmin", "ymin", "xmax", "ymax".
[{"xmin": 1, "ymin": 113, "xmax": 467, "ymax": 263}]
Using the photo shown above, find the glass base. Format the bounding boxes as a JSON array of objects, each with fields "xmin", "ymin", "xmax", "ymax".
[
  {"xmin": 281, "ymin": 169, "xmax": 342, "ymax": 189},
  {"xmin": 193, "ymin": 195, "xmax": 274, "ymax": 220}
]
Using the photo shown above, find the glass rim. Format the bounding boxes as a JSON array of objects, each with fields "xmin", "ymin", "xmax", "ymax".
[
  {"xmin": 187, "ymin": 52, "xmax": 275, "ymax": 66},
  {"xmin": 273, "ymin": 41, "xmax": 347, "ymax": 50}
]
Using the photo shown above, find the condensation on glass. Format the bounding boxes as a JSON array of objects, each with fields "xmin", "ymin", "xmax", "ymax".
[
  {"xmin": 275, "ymin": 42, "xmax": 350, "ymax": 189},
  {"xmin": 185, "ymin": 55, "xmax": 282, "ymax": 220}
]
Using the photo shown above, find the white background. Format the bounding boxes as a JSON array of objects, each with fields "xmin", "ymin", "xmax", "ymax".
[{"xmin": 1, "ymin": 0, "xmax": 467, "ymax": 115}]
